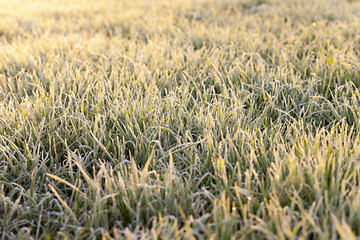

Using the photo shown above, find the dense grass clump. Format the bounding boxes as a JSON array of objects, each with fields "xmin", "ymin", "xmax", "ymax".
[{"xmin": 1, "ymin": 0, "xmax": 360, "ymax": 239}]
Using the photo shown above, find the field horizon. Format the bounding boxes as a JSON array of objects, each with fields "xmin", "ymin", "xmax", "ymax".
[{"xmin": 1, "ymin": 0, "xmax": 360, "ymax": 239}]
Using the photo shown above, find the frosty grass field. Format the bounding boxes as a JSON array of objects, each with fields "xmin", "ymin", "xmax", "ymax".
[{"xmin": 1, "ymin": 0, "xmax": 360, "ymax": 239}]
